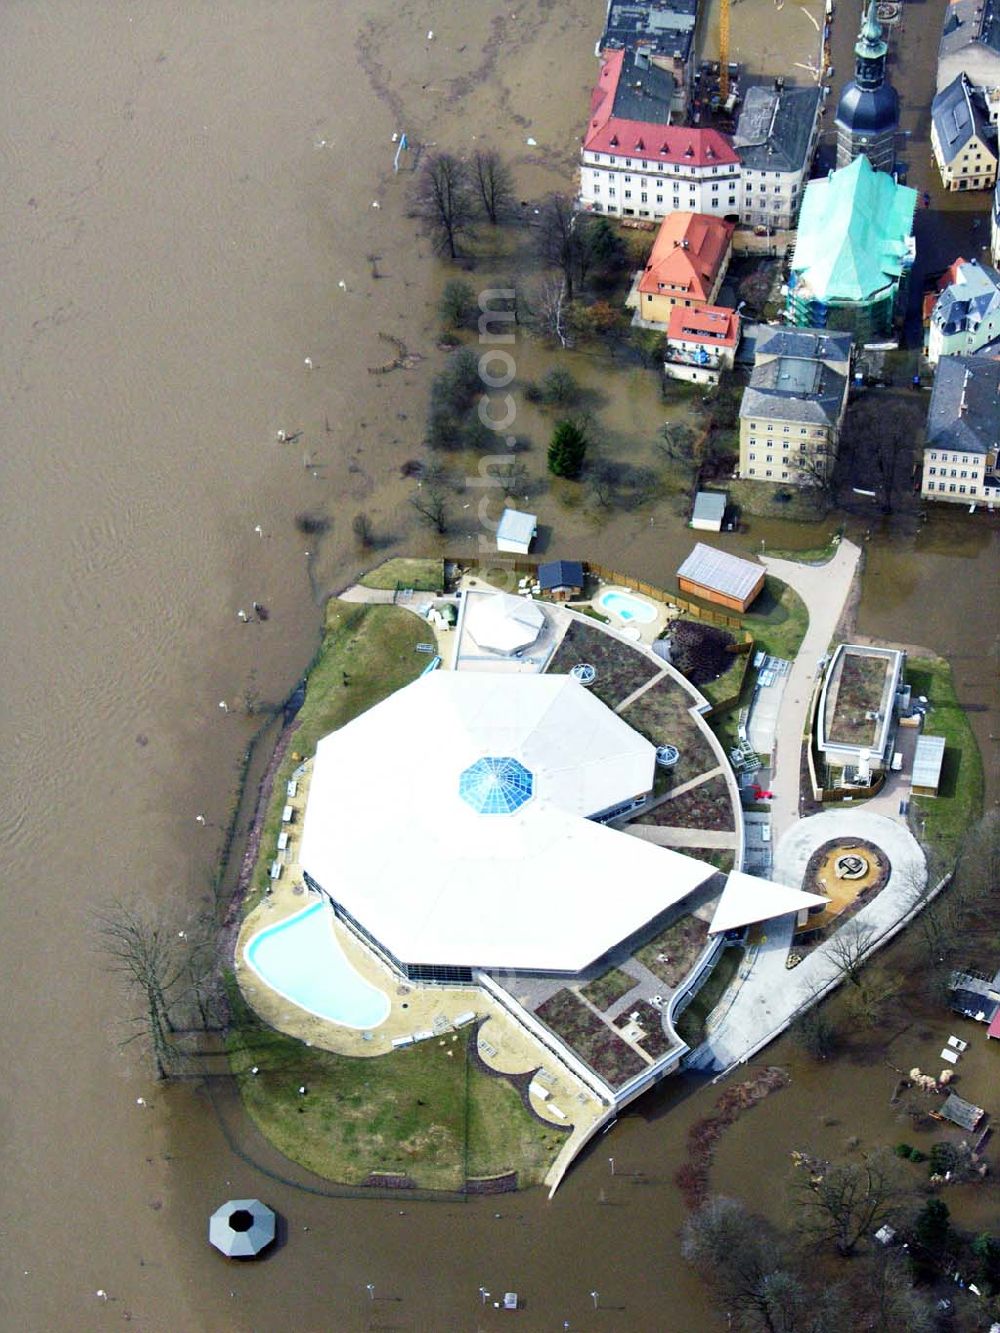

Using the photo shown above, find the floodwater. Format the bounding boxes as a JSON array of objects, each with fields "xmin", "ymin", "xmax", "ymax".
[{"xmin": 1, "ymin": 1, "xmax": 996, "ymax": 1331}]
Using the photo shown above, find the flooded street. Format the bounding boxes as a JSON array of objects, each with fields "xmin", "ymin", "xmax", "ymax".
[{"xmin": 1, "ymin": 1, "xmax": 996, "ymax": 1330}]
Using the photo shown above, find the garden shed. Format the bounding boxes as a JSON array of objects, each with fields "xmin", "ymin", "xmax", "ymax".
[
  {"xmin": 496, "ymin": 507, "xmax": 537, "ymax": 555},
  {"xmin": 676, "ymin": 543, "xmax": 765, "ymax": 612}
]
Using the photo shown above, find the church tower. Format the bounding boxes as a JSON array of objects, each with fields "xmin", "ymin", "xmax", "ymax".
[{"xmin": 834, "ymin": 1, "xmax": 900, "ymax": 172}]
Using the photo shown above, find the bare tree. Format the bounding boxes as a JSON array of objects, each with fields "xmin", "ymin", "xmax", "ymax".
[
  {"xmin": 472, "ymin": 148, "xmax": 514, "ymax": 225},
  {"xmin": 352, "ymin": 512, "xmax": 375, "ymax": 549},
  {"xmin": 536, "ymin": 194, "xmax": 581, "ymax": 300},
  {"xmin": 409, "ymin": 466, "xmax": 456, "ymax": 535},
  {"xmin": 682, "ymin": 1196, "xmax": 814, "ymax": 1332},
  {"xmin": 529, "ymin": 275, "xmax": 571, "ymax": 347},
  {"xmin": 825, "ymin": 919, "xmax": 877, "ymax": 988},
  {"xmin": 656, "ymin": 421, "xmax": 696, "ymax": 463},
  {"xmin": 97, "ymin": 902, "xmax": 195, "ymax": 1079},
  {"xmin": 841, "ymin": 397, "xmax": 921, "ymax": 515},
  {"xmin": 488, "ymin": 458, "xmax": 530, "ymax": 500},
  {"xmin": 793, "ymin": 1148, "xmax": 904, "ymax": 1257},
  {"xmin": 411, "ymin": 153, "xmax": 476, "ymax": 260}
]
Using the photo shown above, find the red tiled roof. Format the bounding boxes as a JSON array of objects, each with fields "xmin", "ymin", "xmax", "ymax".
[
  {"xmin": 584, "ymin": 51, "xmax": 738, "ymax": 166},
  {"xmin": 639, "ymin": 213, "xmax": 735, "ymax": 303},
  {"xmin": 667, "ymin": 304, "xmax": 740, "ymax": 346},
  {"xmin": 988, "ymin": 1009, "xmax": 1000, "ymax": 1039}
]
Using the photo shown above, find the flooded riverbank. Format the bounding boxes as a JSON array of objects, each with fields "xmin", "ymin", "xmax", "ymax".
[{"xmin": 2, "ymin": 1, "xmax": 997, "ymax": 1329}]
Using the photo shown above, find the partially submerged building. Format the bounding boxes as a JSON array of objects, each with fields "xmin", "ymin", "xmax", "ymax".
[
  {"xmin": 921, "ymin": 354, "xmax": 1000, "ymax": 506},
  {"xmin": 926, "ymin": 258, "xmax": 1000, "ymax": 363},
  {"xmin": 581, "ymin": 48, "xmax": 740, "ymax": 221},
  {"xmin": 937, "ymin": 0, "xmax": 1000, "ymax": 121},
  {"xmin": 787, "ymin": 155, "xmax": 917, "ymax": 342},
  {"xmin": 931, "ymin": 73, "xmax": 999, "ymax": 193},
  {"xmin": 733, "ymin": 81, "xmax": 822, "ymax": 231},
  {"xmin": 663, "ymin": 304, "xmax": 740, "ymax": 383},
  {"xmin": 631, "ymin": 211, "xmax": 735, "ymax": 324},
  {"xmin": 738, "ymin": 325, "xmax": 852, "ymax": 486},
  {"xmin": 599, "ymin": 0, "xmax": 700, "ymax": 114}
]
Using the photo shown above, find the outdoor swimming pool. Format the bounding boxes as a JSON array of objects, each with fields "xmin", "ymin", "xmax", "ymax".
[
  {"xmin": 595, "ymin": 589, "xmax": 658, "ymax": 625},
  {"xmin": 244, "ymin": 900, "xmax": 390, "ymax": 1029}
]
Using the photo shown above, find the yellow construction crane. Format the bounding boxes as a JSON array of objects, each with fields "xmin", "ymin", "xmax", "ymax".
[{"xmin": 719, "ymin": 0, "xmax": 731, "ymax": 102}]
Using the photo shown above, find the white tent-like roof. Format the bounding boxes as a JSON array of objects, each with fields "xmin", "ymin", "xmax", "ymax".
[
  {"xmin": 708, "ymin": 870, "xmax": 829, "ymax": 935},
  {"xmin": 300, "ymin": 671, "xmax": 716, "ymax": 974},
  {"xmin": 465, "ymin": 591, "xmax": 546, "ymax": 655}
]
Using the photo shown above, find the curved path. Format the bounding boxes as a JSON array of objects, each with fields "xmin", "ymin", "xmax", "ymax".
[
  {"xmin": 759, "ymin": 539, "xmax": 861, "ymax": 843},
  {"xmin": 690, "ymin": 809, "xmax": 926, "ymax": 1073}
]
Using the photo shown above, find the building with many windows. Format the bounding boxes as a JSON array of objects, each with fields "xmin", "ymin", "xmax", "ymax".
[
  {"xmin": 931, "ymin": 73, "xmax": 999, "ymax": 191},
  {"xmin": 786, "ymin": 155, "xmax": 916, "ymax": 341},
  {"xmin": 663, "ymin": 304, "xmax": 741, "ymax": 383},
  {"xmin": 581, "ymin": 48, "xmax": 740, "ymax": 220},
  {"xmin": 834, "ymin": 0, "xmax": 900, "ymax": 172},
  {"xmin": 920, "ymin": 354, "xmax": 1000, "ymax": 506},
  {"xmin": 926, "ymin": 257, "xmax": 1000, "ymax": 363},
  {"xmin": 994, "ymin": 181, "xmax": 1000, "ymax": 263},
  {"xmin": 733, "ymin": 81, "xmax": 823, "ymax": 230},
  {"xmin": 738, "ymin": 326, "xmax": 852, "ymax": 486},
  {"xmin": 629, "ymin": 211, "xmax": 734, "ymax": 325}
]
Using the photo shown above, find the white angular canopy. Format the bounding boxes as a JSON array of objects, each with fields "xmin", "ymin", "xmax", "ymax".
[
  {"xmin": 708, "ymin": 870, "xmax": 829, "ymax": 935},
  {"xmin": 300, "ymin": 671, "xmax": 716, "ymax": 973}
]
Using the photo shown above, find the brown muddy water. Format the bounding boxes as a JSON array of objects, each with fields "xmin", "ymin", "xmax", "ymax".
[{"xmin": 1, "ymin": 2, "xmax": 997, "ymax": 1331}]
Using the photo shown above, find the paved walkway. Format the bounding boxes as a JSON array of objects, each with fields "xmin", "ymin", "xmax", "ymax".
[
  {"xmin": 688, "ymin": 808, "xmax": 926, "ymax": 1072},
  {"xmin": 759, "ymin": 539, "xmax": 862, "ymax": 844}
]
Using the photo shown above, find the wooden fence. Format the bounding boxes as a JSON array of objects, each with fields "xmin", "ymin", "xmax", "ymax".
[{"xmin": 445, "ymin": 555, "xmax": 745, "ymax": 630}]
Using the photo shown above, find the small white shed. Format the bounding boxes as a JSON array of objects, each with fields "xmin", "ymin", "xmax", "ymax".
[{"xmin": 496, "ymin": 507, "xmax": 537, "ymax": 555}]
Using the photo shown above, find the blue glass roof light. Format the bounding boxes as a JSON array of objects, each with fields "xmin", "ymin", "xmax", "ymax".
[{"xmin": 459, "ymin": 756, "xmax": 534, "ymax": 815}]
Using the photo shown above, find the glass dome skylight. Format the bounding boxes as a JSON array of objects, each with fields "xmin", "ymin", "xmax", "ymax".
[{"xmin": 458, "ymin": 756, "xmax": 534, "ymax": 815}]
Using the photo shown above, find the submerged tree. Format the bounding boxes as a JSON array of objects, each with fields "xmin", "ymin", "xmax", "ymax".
[
  {"xmin": 472, "ymin": 148, "xmax": 515, "ymax": 225},
  {"xmin": 97, "ymin": 902, "xmax": 205, "ymax": 1079},
  {"xmin": 412, "ymin": 153, "xmax": 476, "ymax": 260},
  {"xmin": 547, "ymin": 418, "xmax": 588, "ymax": 479},
  {"xmin": 793, "ymin": 1148, "xmax": 903, "ymax": 1258}
]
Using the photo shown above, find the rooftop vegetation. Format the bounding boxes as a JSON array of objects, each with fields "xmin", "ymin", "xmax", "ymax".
[
  {"xmin": 619, "ymin": 679, "xmax": 718, "ymax": 788},
  {"xmin": 545, "ymin": 617, "xmax": 658, "ymax": 709},
  {"xmin": 535, "ymin": 988, "xmax": 648, "ymax": 1086},
  {"xmin": 580, "ymin": 966, "xmax": 638, "ymax": 1012}
]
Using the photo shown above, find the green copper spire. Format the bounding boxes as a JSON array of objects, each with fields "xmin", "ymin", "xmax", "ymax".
[{"xmin": 857, "ymin": 0, "xmax": 887, "ymax": 60}]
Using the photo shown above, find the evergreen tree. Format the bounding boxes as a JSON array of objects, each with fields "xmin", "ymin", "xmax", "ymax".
[{"xmin": 547, "ymin": 419, "xmax": 587, "ymax": 479}]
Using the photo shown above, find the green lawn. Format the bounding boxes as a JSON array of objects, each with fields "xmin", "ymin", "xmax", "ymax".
[
  {"xmin": 580, "ymin": 967, "xmax": 638, "ymax": 1011},
  {"xmin": 358, "ymin": 557, "xmax": 444, "ymax": 592},
  {"xmin": 248, "ymin": 600, "xmax": 428, "ymax": 905},
  {"xmin": 226, "ymin": 985, "xmax": 565, "ymax": 1190},
  {"xmin": 698, "ymin": 649, "xmax": 751, "ymax": 710},
  {"xmin": 741, "ymin": 576, "xmax": 809, "ymax": 661},
  {"xmin": 674, "ymin": 946, "xmax": 744, "ymax": 1046},
  {"xmin": 905, "ymin": 656, "xmax": 984, "ymax": 865}
]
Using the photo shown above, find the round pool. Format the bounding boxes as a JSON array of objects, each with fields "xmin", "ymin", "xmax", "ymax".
[
  {"xmin": 595, "ymin": 588, "xmax": 658, "ymax": 625},
  {"xmin": 244, "ymin": 900, "xmax": 390, "ymax": 1029}
]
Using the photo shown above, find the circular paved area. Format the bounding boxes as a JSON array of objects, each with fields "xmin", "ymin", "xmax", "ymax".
[{"xmin": 773, "ymin": 808, "xmax": 926, "ymax": 907}]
